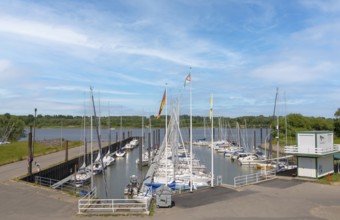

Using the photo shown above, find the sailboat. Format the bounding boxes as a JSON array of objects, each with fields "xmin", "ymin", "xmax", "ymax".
[
  {"xmin": 193, "ymin": 117, "xmax": 209, "ymax": 146},
  {"xmin": 70, "ymin": 114, "xmax": 91, "ymax": 187},
  {"xmin": 116, "ymin": 115, "xmax": 126, "ymax": 157},
  {"xmin": 136, "ymin": 115, "xmax": 149, "ymax": 167},
  {"xmin": 102, "ymin": 106, "xmax": 115, "ymax": 166},
  {"xmin": 92, "ymin": 149, "xmax": 104, "ymax": 175},
  {"xmin": 103, "ymin": 149, "xmax": 115, "ymax": 166}
]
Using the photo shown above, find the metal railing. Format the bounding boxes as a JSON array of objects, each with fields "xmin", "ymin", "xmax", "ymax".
[
  {"xmin": 284, "ymin": 145, "xmax": 340, "ymax": 155},
  {"xmin": 234, "ymin": 170, "xmax": 276, "ymax": 187},
  {"xmin": 34, "ymin": 176, "xmax": 90, "ymax": 195},
  {"xmin": 78, "ymin": 198, "xmax": 149, "ymax": 215}
]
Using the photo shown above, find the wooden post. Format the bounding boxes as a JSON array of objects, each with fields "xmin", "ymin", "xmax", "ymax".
[
  {"xmin": 27, "ymin": 126, "xmax": 33, "ymax": 175},
  {"xmin": 65, "ymin": 140, "xmax": 68, "ymax": 162}
]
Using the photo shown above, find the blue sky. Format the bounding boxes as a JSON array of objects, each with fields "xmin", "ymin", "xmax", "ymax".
[{"xmin": 0, "ymin": 0, "xmax": 340, "ymax": 118}]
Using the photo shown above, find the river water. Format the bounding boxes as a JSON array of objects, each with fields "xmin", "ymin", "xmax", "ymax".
[{"xmin": 25, "ymin": 127, "xmax": 270, "ymax": 199}]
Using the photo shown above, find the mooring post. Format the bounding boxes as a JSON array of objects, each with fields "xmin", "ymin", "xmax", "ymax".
[
  {"xmin": 65, "ymin": 140, "xmax": 68, "ymax": 162},
  {"xmin": 27, "ymin": 126, "xmax": 33, "ymax": 175}
]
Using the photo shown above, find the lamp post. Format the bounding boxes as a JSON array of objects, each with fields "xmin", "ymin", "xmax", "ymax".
[{"xmin": 33, "ymin": 108, "xmax": 37, "ymax": 160}]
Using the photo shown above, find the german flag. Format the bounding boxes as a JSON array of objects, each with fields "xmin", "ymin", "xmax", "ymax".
[{"xmin": 157, "ymin": 90, "xmax": 166, "ymax": 119}]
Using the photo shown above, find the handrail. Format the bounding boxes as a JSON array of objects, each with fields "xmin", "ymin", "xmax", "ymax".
[
  {"xmin": 234, "ymin": 170, "xmax": 276, "ymax": 187},
  {"xmin": 34, "ymin": 176, "xmax": 90, "ymax": 194},
  {"xmin": 284, "ymin": 145, "xmax": 340, "ymax": 154},
  {"xmin": 78, "ymin": 198, "xmax": 149, "ymax": 214}
]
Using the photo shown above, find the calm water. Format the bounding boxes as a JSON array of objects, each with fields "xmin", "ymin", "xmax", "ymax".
[
  {"xmin": 25, "ymin": 127, "xmax": 271, "ymax": 148},
  {"xmin": 25, "ymin": 127, "xmax": 270, "ymax": 199},
  {"xmin": 94, "ymin": 148, "xmax": 149, "ymax": 199}
]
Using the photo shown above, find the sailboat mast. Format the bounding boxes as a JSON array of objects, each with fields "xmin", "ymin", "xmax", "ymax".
[
  {"xmin": 189, "ymin": 68, "xmax": 193, "ymax": 192},
  {"xmin": 149, "ymin": 115, "xmax": 152, "ymax": 165},
  {"xmin": 108, "ymin": 104, "xmax": 111, "ymax": 147},
  {"xmin": 90, "ymin": 115, "xmax": 93, "ymax": 189},
  {"xmin": 204, "ymin": 117, "xmax": 206, "ymax": 139},
  {"xmin": 210, "ymin": 94, "xmax": 214, "ymax": 188},
  {"xmin": 269, "ymin": 87, "xmax": 279, "ymax": 159},
  {"xmin": 83, "ymin": 95, "xmax": 87, "ymax": 166},
  {"xmin": 276, "ymin": 88, "xmax": 280, "ymax": 172},
  {"xmin": 90, "ymin": 87, "xmax": 108, "ymax": 199},
  {"xmin": 120, "ymin": 114, "xmax": 122, "ymax": 149}
]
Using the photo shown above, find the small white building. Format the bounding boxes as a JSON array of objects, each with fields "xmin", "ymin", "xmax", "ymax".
[{"xmin": 284, "ymin": 131, "xmax": 340, "ymax": 178}]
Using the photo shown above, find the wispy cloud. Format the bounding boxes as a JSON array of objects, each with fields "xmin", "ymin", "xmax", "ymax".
[
  {"xmin": 299, "ymin": 0, "xmax": 340, "ymax": 12},
  {"xmin": 251, "ymin": 59, "xmax": 334, "ymax": 84},
  {"xmin": 45, "ymin": 86, "xmax": 139, "ymax": 96},
  {"xmin": 0, "ymin": 16, "xmax": 96, "ymax": 48}
]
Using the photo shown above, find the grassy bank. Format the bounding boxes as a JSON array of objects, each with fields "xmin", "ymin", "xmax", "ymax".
[
  {"xmin": 0, "ymin": 140, "xmax": 82, "ymax": 166},
  {"xmin": 316, "ymin": 173, "xmax": 340, "ymax": 185}
]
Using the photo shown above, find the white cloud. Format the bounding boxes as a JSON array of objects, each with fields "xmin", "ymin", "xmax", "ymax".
[
  {"xmin": 0, "ymin": 59, "xmax": 10, "ymax": 72},
  {"xmin": 251, "ymin": 58, "xmax": 334, "ymax": 84},
  {"xmin": 290, "ymin": 22, "xmax": 340, "ymax": 51},
  {"xmin": 0, "ymin": 59, "xmax": 29, "ymax": 83},
  {"xmin": 299, "ymin": 0, "xmax": 340, "ymax": 12},
  {"xmin": 45, "ymin": 86, "xmax": 139, "ymax": 96},
  {"xmin": 0, "ymin": 16, "xmax": 97, "ymax": 48}
]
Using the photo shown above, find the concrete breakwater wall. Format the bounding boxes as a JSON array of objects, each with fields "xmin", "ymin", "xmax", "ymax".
[{"xmin": 21, "ymin": 137, "xmax": 136, "ymax": 183}]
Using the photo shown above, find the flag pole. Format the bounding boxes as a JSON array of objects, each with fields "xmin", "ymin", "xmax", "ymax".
[
  {"xmin": 211, "ymin": 94, "xmax": 214, "ymax": 188},
  {"xmin": 189, "ymin": 67, "xmax": 193, "ymax": 192},
  {"xmin": 165, "ymin": 83, "xmax": 168, "ymax": 184}
]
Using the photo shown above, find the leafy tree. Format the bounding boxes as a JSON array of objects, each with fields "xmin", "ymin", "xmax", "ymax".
[
  {"xmin": 0, "ymin": 114, "xmax": 25, "ymax": 141},
  {"xmin": 334, "ymin": 108, "xmax": 340, "ymax": 137},
  {"xmin": 335, "ymin": 108, "xmax": 340, "ymax": 118}
]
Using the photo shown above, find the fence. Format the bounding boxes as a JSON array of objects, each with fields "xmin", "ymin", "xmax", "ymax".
[
  {"xmin": 284, "ymin": 145, "xmax": 340, "ymax": 155},
  {"xmin": 34, "ymin": 176, "xmax": 90, "ymax": 195},
  {"xmin": 78, "ymin": 198, "xmax": 149, "ymax": 215},
  {"xmin": 234, "ymin": 170, "xmax": 276, "ymax": 187}
]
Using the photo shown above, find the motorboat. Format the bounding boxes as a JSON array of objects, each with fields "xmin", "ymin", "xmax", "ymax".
[
  {"xmin": 130, "ymin": 138, "xmax": 139, "ymax": 147},
  {"xmin": 124, "ymin": 175, "xmax": 140, "ymax": 197},
  {"xmin": 238, "ymin": 154, "xmax": 261, "ymax": 165},
  {"xmin": 116, "ymin": 149, "xmax": 126, "ymax": 157}
]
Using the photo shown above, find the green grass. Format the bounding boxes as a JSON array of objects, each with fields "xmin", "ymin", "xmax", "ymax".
[
  {"xmin": 0, "ymin": 140, "xmax": 82, "ymax": 166},
  {"xmin": 316, "ymin": 172, "xmax": 340, "ymax": 184},
  {"xmin": 334, "ymin": 136, "xmax": 340, "ymax": 144}
]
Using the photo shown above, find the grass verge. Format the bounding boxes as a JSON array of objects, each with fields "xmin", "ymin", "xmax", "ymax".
[
  {"xmin": 0, "ymin": 140, "xmax": 82, "ymax": 166},
  {"xmin": 316, "ymin": 172, "xmax": 340, "ymax": 185}
]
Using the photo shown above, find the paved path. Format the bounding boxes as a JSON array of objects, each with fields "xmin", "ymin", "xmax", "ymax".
[
  {"xmin": 0, "ymin": 142, "xmax": 105, "ymax": 182},
  {"xmin": 1, "ymin": 145, "xmax": 340, "ymax": 220}
]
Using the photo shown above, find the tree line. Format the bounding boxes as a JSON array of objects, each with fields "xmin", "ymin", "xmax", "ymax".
[{"xmin": 0, "ymin": 111, "xmax": 339, "ymax": 141}]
